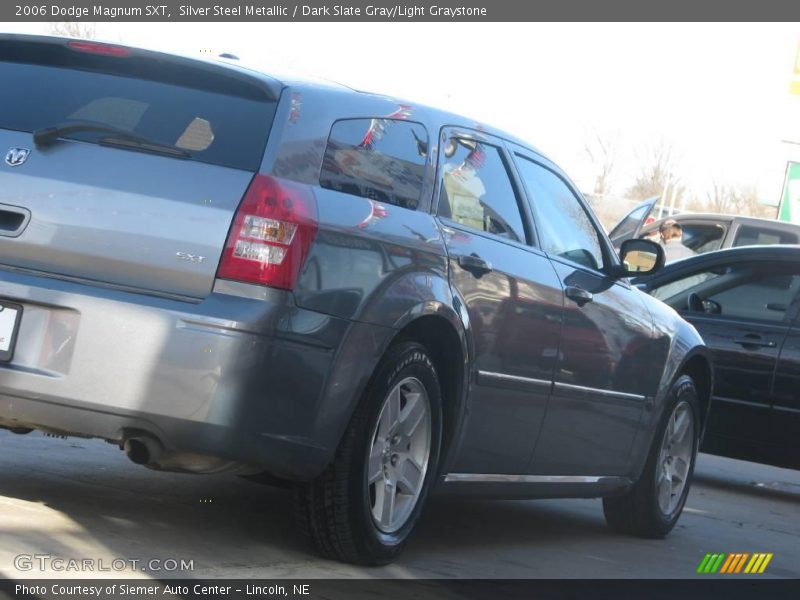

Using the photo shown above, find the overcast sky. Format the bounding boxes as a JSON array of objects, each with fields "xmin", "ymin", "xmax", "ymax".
[{"xmin": 3, "ymin": 22, "xmax": 800, "ymax": 205}]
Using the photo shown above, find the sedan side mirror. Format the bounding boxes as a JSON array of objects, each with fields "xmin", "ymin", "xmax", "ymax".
[{"xmin": 614, "ymin": 239, "xmax": 665, "ymax": 278}]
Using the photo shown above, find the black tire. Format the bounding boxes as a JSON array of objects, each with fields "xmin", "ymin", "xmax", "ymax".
[
  {"xmin": 603, "ymin": 374, "xmax": 700, "ymax": 538},
  {"xmin": 294, "ymin": 341, "xmax": 443, "ymax": 565}
]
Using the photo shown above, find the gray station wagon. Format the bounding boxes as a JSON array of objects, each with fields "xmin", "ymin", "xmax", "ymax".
[
  {"xmin": 610, "ymin": 197, "xmax": 800, "ymax": 255},
  {"xmin": 0, "ymin": 34, "xmax": 712, "ymax": 565}
]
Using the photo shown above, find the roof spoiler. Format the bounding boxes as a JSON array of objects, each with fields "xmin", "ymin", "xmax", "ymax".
[{"xmin": 0, "ymin": 34, "xmax": 283, "ymax": 102}]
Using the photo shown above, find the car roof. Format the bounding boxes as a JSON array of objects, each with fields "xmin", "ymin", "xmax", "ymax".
[
  {"xmin": 643, "ymin": 212, "xmax": 798, "ymax": 231},
  {"xmin": 0, "ymin": 33, "xmax": 289, "ymax": 98},
  {"xmin": 1, "ymin": 33, "xmax": 549, "ymax": 161},
  {"xmin": 676, "ymin": 244, "xmax": 800, "ymax": 260},
  {"xmin": 272, "ymin": 80, "xmax": 547, "ymax": 158},
  {"xmin": 634, "ymin": 244, "xmax": 800, "ymax": 283}
]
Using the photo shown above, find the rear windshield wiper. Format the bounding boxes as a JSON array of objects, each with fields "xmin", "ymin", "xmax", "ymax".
[
  {"xmin": 98, "ymin": 135, "xmax": 192, "ymax": 159},
  {"xmin": 33, "ymin": 121, "xmax": 191, "ymax": 159}
]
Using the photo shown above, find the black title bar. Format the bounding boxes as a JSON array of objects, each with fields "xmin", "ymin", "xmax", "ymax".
[
  {"xmin": 2, "ymin": 579, "xmax": 800, "ymax": 600},
  {"xmin": 4, "ymin": 0, "xmax": 800, "ymax": 21}
]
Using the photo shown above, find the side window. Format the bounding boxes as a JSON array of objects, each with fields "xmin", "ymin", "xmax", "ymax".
[
  {"xmin": 652, "ymin": 262, "xmax": 800, "ymax": 323},
  {"xmin": 319, "ymin": 118, "xmax": 429, "ymax": 209},
  {"xmin": 734, "ymin": 225, "xmax": 798, "ymax": 247},
  {"xmin": 437, "ymin": 137, "xmax": 526, "ymax": 243},
  {"xmin": 652, "ymin": 271, "xmax": 723, "ymax": 304},
  {"xmin": 514, "ymin": 155, "xmax": 605, "ymax": 270},
  {"xmin": 679, "ymin": 223, "xmax": 726, "ymax": 254}
]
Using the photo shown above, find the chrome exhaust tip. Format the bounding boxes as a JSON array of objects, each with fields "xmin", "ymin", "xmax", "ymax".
[{"xmin": 123, "ymin": 436, "xmax": 162, "ymax": 466}]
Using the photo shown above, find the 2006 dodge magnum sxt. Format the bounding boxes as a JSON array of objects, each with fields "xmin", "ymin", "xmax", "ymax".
[{"xmin": 0, "ymin": 34, "xmax": 712, "ymax": 565}]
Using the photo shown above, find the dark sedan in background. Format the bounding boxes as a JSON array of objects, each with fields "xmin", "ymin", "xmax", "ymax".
[{"xmin": 636, "ymin": 246, "xmax": 800, "ymax": 470}]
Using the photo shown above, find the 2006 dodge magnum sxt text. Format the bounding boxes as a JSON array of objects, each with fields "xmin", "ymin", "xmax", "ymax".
[{"xmin": 0, "ymin": 35, "xmax": 712, "ymax": 565}]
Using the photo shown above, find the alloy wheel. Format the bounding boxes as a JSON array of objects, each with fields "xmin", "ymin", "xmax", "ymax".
[
  {"xmin": 656, "ymin": 400, "xmax": 695, "ymax": 515},
  {"xmin": 367, "ymin": 376, "xmax": 432, "ymax": 533}
]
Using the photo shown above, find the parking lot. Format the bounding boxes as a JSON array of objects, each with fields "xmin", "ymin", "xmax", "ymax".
[{"xmin": 0, "ymin": 430, "xmax": 797, "ymax": 579}]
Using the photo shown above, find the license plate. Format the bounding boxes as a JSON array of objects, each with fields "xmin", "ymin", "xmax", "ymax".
[{"xmin": 0, "ymin": 301, "xmax": 22, "ymax": 363}]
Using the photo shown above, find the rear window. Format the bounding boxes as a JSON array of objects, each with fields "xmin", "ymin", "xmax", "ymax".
[
  {"xmin": 0, "ymin": 61, "xmax": 276, "ymax": 171},
  {"xmin": 319, "ymin": 118, "xmax": 429, "ymax": 210},
  {"xmin": 733, "ymin": 225, "xmax": 798, "ymax": 247}
]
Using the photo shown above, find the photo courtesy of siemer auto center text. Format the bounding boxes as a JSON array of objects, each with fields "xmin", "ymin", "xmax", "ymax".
[{"xmin": 0, "ymin": 1, "xmax": 799, "ymax": 598}]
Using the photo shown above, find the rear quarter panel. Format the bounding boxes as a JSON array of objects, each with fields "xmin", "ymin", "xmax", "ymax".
[
  {"xmin": 258, "ymin": 86, "xmax": 469, "ymax": 459},
  {"xmin": 261, "ymin": 86, "xmax": 448, "ymax": 325}
]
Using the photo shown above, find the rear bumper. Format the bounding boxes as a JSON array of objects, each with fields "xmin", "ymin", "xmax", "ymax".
[{"xmin": 0, "ymin": 267, "xmax": 357, "ymax": 480}]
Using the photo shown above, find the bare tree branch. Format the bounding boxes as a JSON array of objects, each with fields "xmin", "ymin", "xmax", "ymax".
[
  {"xmin": 706, "ymin": 178, "xmax": 731, "ymax": 213},
  {"xmin": 584, "ymin": 130, "xmax": 616, "ymax": 196},
  {"xmin": 628, "ymin": 139, "xmax": 681, "ymax": 203},
  {"xmin": 48, "ymin": 22, "xmax": 97, "ymax": 39}
]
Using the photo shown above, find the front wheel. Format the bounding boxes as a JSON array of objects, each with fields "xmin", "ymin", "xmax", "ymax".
[
  {"xmin": 294, "ymin": 341, "xmax": 442, "ymax": 565},
  {"xmin": 603, "ymin": 374, "xmax": 700, "ymax": 538}
]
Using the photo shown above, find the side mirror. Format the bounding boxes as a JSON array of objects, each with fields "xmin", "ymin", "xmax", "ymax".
[{"xmin": 615, "ymin": 239, "xmax": 664, "ymax": 278}]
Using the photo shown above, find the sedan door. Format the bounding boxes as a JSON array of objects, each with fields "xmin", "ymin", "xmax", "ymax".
[
  {"xmin": 645, "ymin": 257, "xmax": 800, "ymax": 456},
  {"xmin": 770, "ymin": 311, "xmax": 800, "ymax": 469},
  {"xmin": 512, "ymin": 150, "xmax": 658, "ymax": 476}
]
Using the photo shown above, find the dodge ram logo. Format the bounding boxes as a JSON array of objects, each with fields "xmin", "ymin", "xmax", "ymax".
[{"xmin": 5, "ymin": 147, "xmax": 30, "ymax": 167}]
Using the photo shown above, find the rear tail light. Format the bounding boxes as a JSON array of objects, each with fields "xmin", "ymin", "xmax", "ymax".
[{"xmin": 217, "ymin": 175, "xmax": 318, "ymax": 291}]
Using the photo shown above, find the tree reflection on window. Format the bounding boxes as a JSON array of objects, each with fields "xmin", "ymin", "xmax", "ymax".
[{"xmin": 515, "ymin": 156, "xmax": 605, "ymax": 271}]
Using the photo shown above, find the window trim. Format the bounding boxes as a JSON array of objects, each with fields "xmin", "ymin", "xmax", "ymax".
[
  {"xmin": 319, "ymin": 116, "xmax": 431, "ymax": 211},
  {"xmin": 681, "ymin": 311, "xmax": 795, "ymax": 329},
  {"xmin": 432, "ymin": 126, "xmax": 536, "ymax": 247}
]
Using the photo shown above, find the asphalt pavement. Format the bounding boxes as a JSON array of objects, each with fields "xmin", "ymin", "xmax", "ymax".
[{"xmin": 0, "ymin": 430, "xmax": 798, "ymax": 579}]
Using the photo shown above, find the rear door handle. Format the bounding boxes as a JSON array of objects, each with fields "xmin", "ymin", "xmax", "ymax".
[
  {"xmin": 733, "ymin": 334, "xmax": 776, "ymax": 349},
  {"xmin": 565, "ymin": 285, "xmax": 593, "ymax": 306},
  {"xmin": 457, "ymin": 253, "xmax": 493, "ymax": 276}
]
